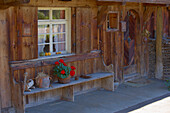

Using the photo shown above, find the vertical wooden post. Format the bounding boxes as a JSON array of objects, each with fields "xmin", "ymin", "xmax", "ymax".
[
  {"xmin": 169, "ymin": 9, "xmax": 170, "ymax": 36},
  {"xmin": 155, "ymin": 7, "xmax": 163, "ymax": 79},
  {"xmin": 0, "ymin": 92, "xmax": 1, "ymax": 113},
  {"xmin": 139, "ymin": 3, "xmax": 146, "ymax": 76},
  {"xmin": 122, "ymin": 3, "xmax": 125, "ymax": 81},
  {"xmin": 0, "ymin": 9, "xmax": 12, "ymax": 109},
  {"xmin": 91, "ymin": 6, "xmax": 98, "ymax": 51},
  {"xmin": 71, "ymin": 7, "xmax": 76, "ymax": 53}
]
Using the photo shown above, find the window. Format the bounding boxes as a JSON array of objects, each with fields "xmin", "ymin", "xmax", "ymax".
[
  {"xmin": 38, "ymin": 8, "xmax": 71, "ymax": 57},
  {"xmin": 106, "ymin": 11, "xmax": 119, "ymax": 32}
]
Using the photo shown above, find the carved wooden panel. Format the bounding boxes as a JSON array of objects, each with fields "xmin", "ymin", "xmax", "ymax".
[{"xmin": 124, "ymin": 11, "xmax": 136, "ymax": 66}]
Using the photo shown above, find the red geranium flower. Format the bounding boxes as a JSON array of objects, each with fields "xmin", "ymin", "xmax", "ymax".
[
  {"xmin": 61, "ymin": 70, "xmax": 65, "ymax": 74},
  {"xmin": 70, "ymin": 70, "xmax": 75, "ymax": 76},
  {"xmin": 63, "ymin": 63, "xmax": 67, "ymax": 66},
  {"xmin": 59, "ymin": 59, "xmax": 64, "ymax": 63},
  {"xmin": 55, "ymin": 61, "xmax": 59, "ymax": 65},
  {"xmin": 71, "ymin": 66, "xmax": 76, "ymax": 70}
]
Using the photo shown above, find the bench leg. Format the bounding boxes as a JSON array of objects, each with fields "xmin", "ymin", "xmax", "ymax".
[
  {"xmin": 61, "ymin": 86, "xmax": 74, "ymax": 102},
  {"xmin": 101, "ymin": 76, "xmax": 114, "ymax": 91}
]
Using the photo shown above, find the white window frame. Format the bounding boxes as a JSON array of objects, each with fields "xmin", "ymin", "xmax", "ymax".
[{"xmin": 38, "ymin": 7, "xmax": 71, "ymax": 57}]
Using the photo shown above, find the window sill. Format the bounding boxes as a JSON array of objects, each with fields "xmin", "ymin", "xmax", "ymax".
[{"xmin": 38, "ymin": 53, "xmax": 75, "ymax": 60}]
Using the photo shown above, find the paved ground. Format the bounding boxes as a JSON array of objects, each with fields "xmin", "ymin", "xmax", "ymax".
[
  {"xmin": 129, "ymin": 96, "xmax": 170, "ymax": 113},
  {"xmin": 26, "ymin": 79, "xmax": 170, "ymax": 113}
]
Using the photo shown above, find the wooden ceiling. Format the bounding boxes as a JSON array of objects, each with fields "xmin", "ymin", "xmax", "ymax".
[{"xmin": 97, "ymin": 0, "xmax": 170, "ymax": 4}]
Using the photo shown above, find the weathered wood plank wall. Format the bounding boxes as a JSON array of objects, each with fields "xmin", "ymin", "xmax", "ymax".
[
  {"xmin": 0, "ymin": 0, "xmax": 169, "ymax": 111},
  {"xmin": 98, "ymin": 5, "xmax": 122, "ymax": 81},
  {"xmin": 9, "ymin": 6, "xmax": 38, "ymax": 61},
  {"xmin": 97, "ymin": 3, "xmax": 144, "ymax": 81},
  {"xmin": 0, "ymin": 9, "xmax": 12, "ymax": 109},
  {"xmin": 8, "ymin": 4, "xmax": 105, "ymax": 108}
]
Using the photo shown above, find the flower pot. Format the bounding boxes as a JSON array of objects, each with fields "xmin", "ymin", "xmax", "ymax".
[
  {"xmin": 36, "ymin": 76, "xmax": 50, "ymax": 88},
  {"xmin": 57, "ymin": 75, "xmax": 71, "ymax": 84}
]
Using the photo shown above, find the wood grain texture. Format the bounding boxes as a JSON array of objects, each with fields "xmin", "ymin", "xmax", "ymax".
[
  {"xmin": 76, "ymin": 8, "xmax": 91, "ymax": 54},
  {"xmin": 0, "ymin": 9, "xmax": 12, "ymax": 109},
  {"xmin": 0, "ymin": 92, "xmax": 1, "ymax": 113},
  {"xmin": 155, "ymin": 7, "xmax": 163, "ymax": 79},
  {"xmin": 91, "ymin": 7, "xmax": 98, "ymax": 50},
  {"xmin": 71, "ymin": 7, "xmax": 76, "ymax": 53},
  {"xmin": 97, "ymin": 0, "xmax": 170, "ymax": 4},
  {"xmin": 61, "ymin": 86, "xmax": 74, "ymax": 102},
  {"xmin": 102, "ymin": 76, "xmax": 114, "ymax": 91},
  {"xmin": 10, "ymin": 51, "xmax": 101, "ymax": 70},
  {"xmin": 11, "ymin": 82, "xmax": 25, "ymax": 113},
  {"xmin": 16, "ymin": 6, "xmax": 38, "ymax": 60},
  {"xmin": 24, "ymin": 0, "xmax": 97, "ymax": 7}
]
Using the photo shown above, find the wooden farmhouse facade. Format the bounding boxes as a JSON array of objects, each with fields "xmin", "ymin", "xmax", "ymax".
[{"xmin": 0, "ymin": 0, "xmax": 170, "ymax": 112}]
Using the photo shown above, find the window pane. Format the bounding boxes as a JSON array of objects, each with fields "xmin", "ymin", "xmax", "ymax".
[
  {"xmin": 38, "ymin": 44, "xmax": 50, "ymax": 54},
  {"xmin": 38, "ymin": 25, "xmax": 50, "ymax": 34},
  {"xmin": 38, "ymin": 10, "xmax": 49, "ymax": 20},
  {"xmin": 38, "ymin": 34, "xmax": 50, "ymax": 44},
  {"xmin": 52, "ymin": 10, "xmax": 65, "ymax": 19},
  {"xmin": 52, "ymin": 24, "xmax": 65, "ymax": 33},
  {"xmin": 53, "ymin": 43, "xmax": 65, "ymax": 52},
  {"xmin": 53, "ymin": 34, "xmax": 65, "ymax": 42}
]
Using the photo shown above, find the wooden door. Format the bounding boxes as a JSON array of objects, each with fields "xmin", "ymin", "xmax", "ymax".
[{"xmin": 123, "ymin": 10, "xmax": 138, "ymax": 75}]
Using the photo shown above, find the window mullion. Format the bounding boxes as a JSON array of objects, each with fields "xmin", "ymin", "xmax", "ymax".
[
  {"xmin": 50, "ymin": 9, "xmax": 53, "ymax": 53},
  {"xmin": 50, "ymin": 23, "xmax": 53, "ymax": 53}
]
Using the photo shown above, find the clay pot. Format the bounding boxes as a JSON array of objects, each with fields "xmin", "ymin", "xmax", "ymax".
[
  {"xmin": 57, "ymin": 75, "xmax": 71, "ymax": 84},
  {"xmin": 36, "ymin": 76, "xmax": 50, "ymax": 88}
]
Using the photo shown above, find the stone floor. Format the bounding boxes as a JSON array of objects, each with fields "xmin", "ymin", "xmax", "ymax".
[{"xmin": 26, "ymin": 79, "xmax": 170, "ymax": 113}]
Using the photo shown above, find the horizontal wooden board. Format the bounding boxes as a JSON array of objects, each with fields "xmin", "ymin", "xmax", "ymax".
[
  {"xmin": 97, "ymin": 0, "xmax": 170, "ymax": 4},
  {"xmin": 24, "ymin": 72, "xmax": 113, "ymax": 95},
  {"xmin": 10, "ymin": 50, "xmax": 101, "ymax": 70}
]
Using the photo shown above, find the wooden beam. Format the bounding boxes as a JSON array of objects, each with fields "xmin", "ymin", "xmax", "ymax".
[
  {"xmin": 97, "ymin": 6, "xmax": 109, "ymax": 26},
  {"xmin": 169, "ymin": 10, "xmax": 170, "ymax": 36},
  {"xmin": 0, "ymin": 9, "xmax": 12, "ymax": 109},
  {"xmin": 23, "ymin": 0, "xmax": 97, "ymax": 7},
  {"xmin": 0, "ymin": 92, "xmax": 1, "ymax": 113},
  {"xmin": 10, "ymin": 51, "xmax": 101, "ymax": 70},
  {"xmin": 155, "ymin": 7, "xmax": 163, "ymax": 79},
  {"xmin": 0, "ymin": 0, "xmax": 30, "ymax": 9},
  {"xmin": 71, "ymin": 7, "xmax": 76, "ymax": 53},
  {"xmin": 97, "ymin": 0, "xmax": 170, "ymax": 4},
  {"xmin": 139, "ymin": 3, "xmax": 144, "ymax": 76}
]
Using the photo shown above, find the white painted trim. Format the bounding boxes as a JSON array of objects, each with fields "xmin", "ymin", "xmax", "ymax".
[{"xmin": 38, "ymin": 7, "xmax": 71, "ymax": 57}]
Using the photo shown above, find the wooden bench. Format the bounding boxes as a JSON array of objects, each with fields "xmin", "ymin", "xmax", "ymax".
[
  {"xmin": 12, "ymin": 72, "xmax": 114, "ymax": 112},
  {"xmin": 24, "ymin": 72, "xmax": 114, "ymax": 102}
]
